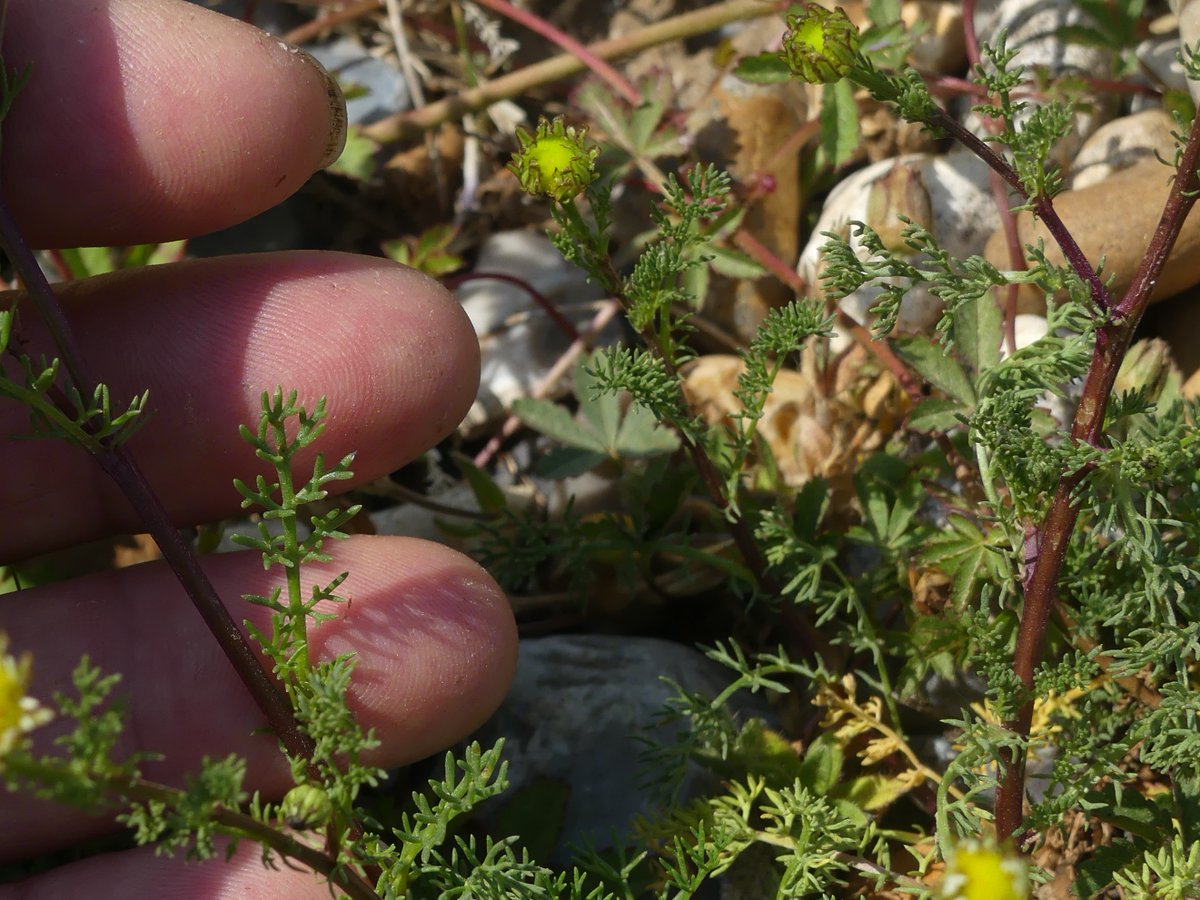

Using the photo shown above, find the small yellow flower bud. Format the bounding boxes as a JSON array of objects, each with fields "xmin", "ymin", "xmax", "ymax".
[
  {"xmin": 941, "ymin": 838, "xmax": 1029, "ymax": 900},
  {"xmin": 509, "ymin": 118, "xmax": 599, "ymax": 203},
  {"xmin": 781, "ymin": 5, "xmax": 862, "ymax": 84},
  {"xmin": 280, "ymin": 783, "xmax": 333, "ymax": 830}
]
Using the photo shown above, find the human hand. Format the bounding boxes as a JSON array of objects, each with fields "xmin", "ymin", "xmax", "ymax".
[{"xmin": 0, "ymin": 0, "xmax": 516, "ymax": 895}]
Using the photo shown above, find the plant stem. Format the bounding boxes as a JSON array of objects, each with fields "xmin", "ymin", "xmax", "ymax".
[
  {"xmin": 0, "ymin": 198, "xmax": 314, "ymax": 765},
  {"xmin": 560, "ymin": 195, "xmax": 819, "ymax": 653},
  {"xmin": 8, "ymin": 756, "xmax": 378, "ymax": 900},
  {"xmin": 444, "ymin": 271, "xmax": 581, "ymax": 341},
  {"xmin": 283, "ymin": 0, "xmax": 384, "ymax": 46},
  {"xmin": 825, "ymin": 688, "xmax": 964, "ymax": 800},
  {"xmin": 992, "ymin": 91, "xmax": 1200, "ymax": 841},
  {"xmin": 961, "ymin": 0, "xmax": 1025, "ymax": 357},
  {"xmin": 275, "ymin": 442, "xmax": 310, "ymax": 678},
  {"xmin": 471, "ymin": 0, "xmax": 642, "ymax": 105},
  {"xmin": 0, "ymin": 199, "xmax": 90, "ymax": 394},
  {"xmin": 920, "ymin": 105, "xmax": 1116, "ymax": 316},
  {"xmin": 101, "ymin": 451, "xmax": 315, "ymax": 760},
  {"xmin": 362, "ymin": 0, "xmax": 785, "ymax": 144}
]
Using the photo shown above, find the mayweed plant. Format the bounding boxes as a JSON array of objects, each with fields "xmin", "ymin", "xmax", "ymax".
[{"xmin": 4, "ymin": 1, "xmax": 1200, "ymax": 897}]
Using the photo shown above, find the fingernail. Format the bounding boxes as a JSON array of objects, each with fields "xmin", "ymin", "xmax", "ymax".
[{"xmin": 280, "ymin": 40, "xmax": 348, "ymax": 170}]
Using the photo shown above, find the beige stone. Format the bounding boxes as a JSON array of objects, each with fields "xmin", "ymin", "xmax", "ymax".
[
  {"xmin": 983, "ymin": 159, "xmax": 1200, "ymax": 311},
  {"xmin": 800, "ymin": 150, "xmax": 998, "ymax": 346},
  {"xmin": 1184, "ymin": 367, "xmax": 1200, "ymax": 399},
  {"xmin": 1067, "ymin": 109, "xmax": 1179, "ymax": 190}
]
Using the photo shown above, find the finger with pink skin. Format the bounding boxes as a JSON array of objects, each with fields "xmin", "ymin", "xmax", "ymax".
[
  {"xmin": 0, "ymin": 536, "xmax": 518, "ymax": 861},
  {"xmin": 2, "ymin": 0, "xmax": 346, "ymax": 248},
  {"xmin": 0, "ymin": 837, "xmax": 357, "ymax": 899},
  {"xmin": 0, "ymin": 251, "xmax": 480, "ymax": 563}
]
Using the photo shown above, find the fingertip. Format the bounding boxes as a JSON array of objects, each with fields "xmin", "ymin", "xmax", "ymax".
[
  {"xmin": 0, "ymin": 838, "xmax": 338, "ymax": 900},
  {"xmin": 321, "ymin": 261, "xmax": 482, "ymax": 465},
  {"xmin": 1, "ymin": 252, "xmax": 481, "ymax": 560},
  {"xmin": 0, "ymin": 536, "xmax": 515, "ymax": 858},
  {"xmin": 3, "ymin": 0, "xmax": 346, "ymax": 246},
  {"xmin": 315, "ymin": 537, "xmax": 518, "ymax": 763}
]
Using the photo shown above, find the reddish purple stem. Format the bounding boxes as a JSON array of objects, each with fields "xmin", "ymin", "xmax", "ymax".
[
  {"xmin": 992, "ymin": 80, "xmax": 1200, "ymax": 842},
  {"xmin": 472, "ymin": 0, "xmax": 643, "ymax": 106},
  {"xmin": 445, "ymin": 270, "xmax": 581, "ymax": 342}
]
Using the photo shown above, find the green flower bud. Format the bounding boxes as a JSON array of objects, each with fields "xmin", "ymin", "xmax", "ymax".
[
  {"xmin": 280, "ymin": 783, "xmax": 332, "ymax": 831},
  {"xmin": 509, "ymin": 118, "xmax": 599, "ymax": 203},
  {"xmin": 1113, "ymin": 338, "xmax": 1178, "ymax": 401},
  {"xmin": 781, "ymin": 5, "xmax": 861, "ymax": 84}
]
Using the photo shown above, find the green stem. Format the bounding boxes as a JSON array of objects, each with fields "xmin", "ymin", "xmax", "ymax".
[
  {"xmin": 0, "ymin": 376, "xmax": 82, "ymax": 443},
  {"xmin": 561, "ymin": 194, "xmax": 821, "ymax": 655},
  {"xmin": 841, "ymin": 573, "xmax": 903, "ymax": 730},
  {"xmin": 276, "ymin": 447, "xmax": 309, "ymax": 678},
  {"xmin": 7, "ymin": 755, "xmax": 379, "ymax": 900}
]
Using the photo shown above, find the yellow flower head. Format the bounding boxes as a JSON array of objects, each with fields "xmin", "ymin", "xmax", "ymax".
[
  {"xmin": 509, "ymin": 118, "xmax": 599, "ymax": 203},
  {"xmin": 941, "ymin": 838, "xmax": 1029, "ymax": 900},
  {"xmin": 0, "ymin": 634, "xmax": 53, "ymax": 764},
  {"xmin": 781, "ymin": 5, "xmax": 862, "ymax": 84}
]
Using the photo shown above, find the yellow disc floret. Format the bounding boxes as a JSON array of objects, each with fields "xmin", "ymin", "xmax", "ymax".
[
  {"xmin": 781, "ymin": 5, "xmax": 862, "ymax": 84},
  {"xmin": 0, "ymin": 634, "xmax": 52, "ymax": 765},
  {"xmin": 509, "ymin": 118, "xmax": 599, "ymax": 203},
  {"xmin": 941, "ymin": 838, "xmax": 1029, "ymax": 900}
]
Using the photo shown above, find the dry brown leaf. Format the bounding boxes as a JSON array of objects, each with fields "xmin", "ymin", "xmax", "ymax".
[{"xmin": 681, "ymin": 347, "xmax": 907, "ymax": 504}]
